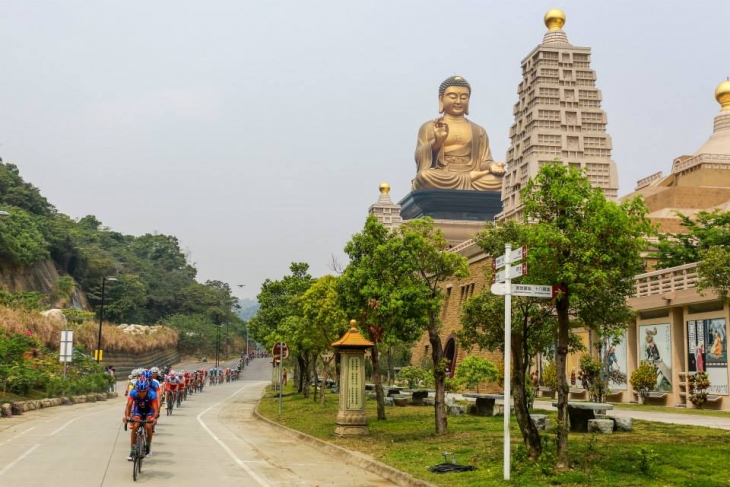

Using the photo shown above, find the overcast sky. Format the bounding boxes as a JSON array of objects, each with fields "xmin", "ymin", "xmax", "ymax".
[{"xmin": 1, "ymin": 1, "xmax": 728, "ymax": 300}]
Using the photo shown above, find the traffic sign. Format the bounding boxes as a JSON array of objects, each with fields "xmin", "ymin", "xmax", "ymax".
[
  {"xmin": 494, "ymin": 262, "xmax": 528, "ymax": 283},
  {"xmin": 511, "ymin": 284, "xmax": 553, "ymax": 298},
  {"xmin": 272, "ymin": 343, "xmax": 290, "ymax": 360},
  {"xmin": 491, "ymin": 283, "xmax": 561, "ymax": 298},
  {"xmin": 59, "ymin": 330, "xmax": 73, "ymax": 363},
  {"xmin": 494, "ymin": 246, "xmax": 527, "ymax": 270}
]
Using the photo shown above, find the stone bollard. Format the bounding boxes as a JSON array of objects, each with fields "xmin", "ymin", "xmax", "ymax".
[
  {"xmin": 1, "ymin": 403, "xmax": 12, "ymax": 418},
  {"xmin": 61, "ymin": 397, "xmax": 71, "ymax": 405},
  {"xmin": 423, "ymin": 397, "xmax": 435, "ymax": 406},
  {"xmin": 11, "ymin": 402, "xmax": 23, "ymax": 415},
  {"xmin": 587, "ymin": 419, "xmax": 614, "ymax": 434},
  {"xmin": 384, "ymin": 397, "xmax": 394, "ymax": 407},
  {"xmin": 612, "ymin": 417, "xmax": 633, "ymax": 432},
  {"xmin": 95, "ymin": 393, "xmax": 107, "ymax": 401}
]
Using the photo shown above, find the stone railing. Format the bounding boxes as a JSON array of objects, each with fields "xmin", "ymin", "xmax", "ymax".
[
  {"xmin": 634, "ymin": 262, "xmax": 699, "ymax": 297},
  {"xmin": 672, "ymin": 153, "xmax": 730, "ymax": 174},
  {"xmin": 635, "ymin": 171, "xmax": 663, "ymax": 190},
  {"xmin": 449, "ymin": 238, "xmax": 477, "ymax": 253}
]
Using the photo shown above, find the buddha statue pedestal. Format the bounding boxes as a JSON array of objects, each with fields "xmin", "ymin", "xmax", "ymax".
[{"xmin": 398, "ymin": 189, "xmax": 503, "ymax": 245}]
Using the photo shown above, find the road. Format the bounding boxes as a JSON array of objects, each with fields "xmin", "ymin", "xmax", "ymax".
[{"xmin": 0, "ymin": 358, "xmax": 396, "ymax": 487}]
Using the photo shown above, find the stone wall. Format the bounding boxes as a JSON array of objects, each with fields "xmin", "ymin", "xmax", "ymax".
[
  {"xmin": 1, "ymin": 392, "xmax": 118, "ymax": 419},
  {"xmin": 102, "ymin": 347, "xmax": 181, "ymax": 377},
  {"xmin": 411, "ymin": 254, "xmax": 504, "ymax": 394}
]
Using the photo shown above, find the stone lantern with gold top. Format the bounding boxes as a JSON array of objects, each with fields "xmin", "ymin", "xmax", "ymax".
[{"xmin": 331, "ymin": 320, "xmax": 374, "ymax": 437}]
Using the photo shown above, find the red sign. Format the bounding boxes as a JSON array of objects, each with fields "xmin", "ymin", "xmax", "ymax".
[{"xmin": 272, "ymin": 343, "xmax": 290, "ymax": 360}]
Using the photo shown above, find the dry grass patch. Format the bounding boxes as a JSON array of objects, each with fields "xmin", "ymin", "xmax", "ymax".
[{"xmin": 0, "ymin": 306, "xmax": 178, "ymax": 353}]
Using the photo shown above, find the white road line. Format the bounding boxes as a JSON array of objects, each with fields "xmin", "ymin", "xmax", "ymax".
[
  {"xmin": 0, "ymin": 426, "xmax": 36, "ymax": 447},
  {"xmin": 0, "ymin": 444, "xmax": 39, "ymax": 476},
  {"xmin": 197, "ymin": 382, "xmax": 272, "ymax": 487}
]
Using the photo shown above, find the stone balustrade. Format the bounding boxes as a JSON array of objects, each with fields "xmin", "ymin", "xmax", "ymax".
[{"xmin": 634, "ymin": 262, "xmax": 699, "ymax": 297}]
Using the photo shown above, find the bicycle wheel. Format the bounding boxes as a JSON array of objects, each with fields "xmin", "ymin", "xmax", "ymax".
[
  {"xmin": 133, "ymin": 457, "xmax": 138, "ymax": 481},
  {"xmin": 167, "ymin": 394, "xmax": 173, "ymax": 415}
]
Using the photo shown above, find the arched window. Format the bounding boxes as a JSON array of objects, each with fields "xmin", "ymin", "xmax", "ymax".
[{"xmin": 443, "ymin": 336, "xmax": 458, "ymax": 379}]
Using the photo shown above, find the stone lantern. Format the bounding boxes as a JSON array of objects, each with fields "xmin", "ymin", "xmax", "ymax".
[{"xmin": 331, "ymin": 319, "xmax": 374, "ymax": 437}]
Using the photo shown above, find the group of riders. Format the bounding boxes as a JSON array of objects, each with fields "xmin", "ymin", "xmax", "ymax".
[{"xmin": 122, "ymin": 355, "xmax": 253, "ymax": 461}]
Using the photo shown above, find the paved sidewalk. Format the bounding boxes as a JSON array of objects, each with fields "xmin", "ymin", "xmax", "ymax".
[{"xmin": 534, "ymin": 399, "xmax": 730, "ymax": 430}]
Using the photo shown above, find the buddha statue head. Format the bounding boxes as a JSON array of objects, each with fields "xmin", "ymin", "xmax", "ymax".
[{"xmin": 438, "ymin": 75, "xmax": 471, "ymax": 116}]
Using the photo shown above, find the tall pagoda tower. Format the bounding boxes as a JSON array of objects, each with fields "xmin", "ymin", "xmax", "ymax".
[{"xmin": 498, "ymin": 9, "xmax": 619, "ymax": 221}]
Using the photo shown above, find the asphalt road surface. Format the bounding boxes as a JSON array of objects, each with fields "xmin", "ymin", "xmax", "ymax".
[{"xmin": 0, "ymin": 357, "xmax": 396, "ymax": 487}]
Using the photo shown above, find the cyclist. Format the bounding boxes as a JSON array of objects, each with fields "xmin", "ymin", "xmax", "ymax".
[
  {"xmin": 123, "ymin": 377, "xmax": 159, "ymax": 461},
  {"xmin": 165, "ymin": 370, "xmax": 180, "ymax": 406},
  {"xmin": 125, "ymin": 368, "xmax": 141, "ymax": 397}
]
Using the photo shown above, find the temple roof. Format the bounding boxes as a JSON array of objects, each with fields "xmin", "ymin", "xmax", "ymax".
[
  {"xmin": 331, "ymin": 320, "xmax": 374, "ymax": 348},
  {"xmin": 694, "ymin": 79, "xmax": 730, "ymax": 156}
]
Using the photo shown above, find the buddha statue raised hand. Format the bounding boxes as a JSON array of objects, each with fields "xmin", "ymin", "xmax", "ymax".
[{"xmin": 412, "ymin": 76, "xmax": 505, "ymax": 191}]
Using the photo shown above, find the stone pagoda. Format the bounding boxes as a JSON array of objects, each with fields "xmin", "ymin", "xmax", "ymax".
[
  {"xmin": 368, "ymin": 183, "xmax": 402, "ymax": 230},
  {"xmin": 498, "ymin": 9, "xmax": 619, "ymax": 221}
]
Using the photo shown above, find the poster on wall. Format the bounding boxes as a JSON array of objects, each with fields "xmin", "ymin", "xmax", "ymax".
[
  {"xmin": 567, "ymin": 330, "xmax": 590, "ymax": 389},
  {"xmin": 638, "ymin": 324, "xmax": 672, "ymax": 391},
  {"xmin": 604, "ymin": 332, "xmax": 628, "ymax": 390},
  {"xmin": 687, "ymin": 318, "xmax": 728, "ymax": 395}
]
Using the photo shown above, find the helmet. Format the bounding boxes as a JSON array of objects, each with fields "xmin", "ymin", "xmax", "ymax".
[
  {"xmin": 135, "ymin": 378, "xmax": 149, "ymax": 392},
  {"xmin": 143, "ymin": 370, "xmax": 153, "ymax": 379},
  {"xmin": 151, "ymin": 367, "xmax": 160, "ymax": 374},
  {"xmin": 169, "ymin": 370, "xmax": 176, "ymax": 376}
]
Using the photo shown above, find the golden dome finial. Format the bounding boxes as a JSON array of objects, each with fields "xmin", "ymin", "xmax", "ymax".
[
  {"xmin": 379, "ymin": 183, "xmax": 391, "ymax": 195},
  {"xmin": 349, "ymin": 319, "xmax": 357, "ymax": 329},
  {"xmin": 544, "ymin": 8, "xmax": 566, "ymax": 31},
  {"xmin": 716, "ymin": 78, "xmax": 730, "ymax": 112}
]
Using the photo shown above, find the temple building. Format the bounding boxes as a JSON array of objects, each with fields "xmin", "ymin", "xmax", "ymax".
[
  {"xmin": 621, "ymin": 79, "xmax": 730, "ymax": 233},
  {"xmin": 498, "ymin": 9, "xmax": 619, "ymax": 221}
]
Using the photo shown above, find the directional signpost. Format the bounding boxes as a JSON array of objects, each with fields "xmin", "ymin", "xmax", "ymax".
[{"xmin": 491, "ymin": 244, "xmax": 557, "ymax": 481}]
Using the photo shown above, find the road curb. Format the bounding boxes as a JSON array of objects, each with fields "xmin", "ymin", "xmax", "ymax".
[{"xmin": 253, "ymin": 403, "xmax": 436, "ymax": 487}]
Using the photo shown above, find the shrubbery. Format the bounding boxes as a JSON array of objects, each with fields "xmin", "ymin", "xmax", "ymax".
[{"xmin": 0, "ymin": 331, "xmax": 112, "ymax": 399}]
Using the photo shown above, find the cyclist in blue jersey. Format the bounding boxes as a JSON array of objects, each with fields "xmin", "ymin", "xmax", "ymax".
[{"xmin": 123, "ymin": 378, "xmax": 159, "ymax": 461}]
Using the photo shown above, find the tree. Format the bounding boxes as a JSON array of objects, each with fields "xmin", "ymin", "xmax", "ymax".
[
  {"xmin": 453, "ymin": 356, "xmax": 499, "ymax": 393},
  {"xmin": 697, "ymin": 246, "xmax": 730, "ymax": 302},
  {"xmin": 630, "ymin": 361, "xmax": 658, "ymax": 404},
  {"xmin": 460, "ymin": 219, "xmax": 560, "ymax": 459},
  {"xmin": 655, "ymin": 210, "xmax": 730, "ymax": 268},
  {"xmin": 339, "ymin": 216, "xmax": 427, "ymax": 421},
  {"xmin": 520, "ymin": 162, "xmax": 652, "ymax": 468},
  {"xmin": 250, "ymin": 263, "xmax": 315, "ymax": 396},
  {"xmin": 299, "ymin": 275, "xmax": 348, "ymax": 404},
  {"xmin": 396, "ymin": 218, "xmax": 469, "ymax": 434}
]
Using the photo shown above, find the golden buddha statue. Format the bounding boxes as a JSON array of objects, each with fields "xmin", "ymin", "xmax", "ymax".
[{"xmin": 412, "ymin": 76, "xmax": 505, "ymax": 191}]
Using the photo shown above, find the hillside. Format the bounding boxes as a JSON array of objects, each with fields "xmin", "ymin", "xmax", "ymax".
[{"xmin": 237, "ymin": 298, "xmax": 260, "ymax": 321}]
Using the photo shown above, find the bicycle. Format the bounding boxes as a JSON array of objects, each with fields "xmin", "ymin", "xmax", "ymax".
[
  {"xmin": 166, "ymin": 390, "xmax": 174, "ymax": 416},
  {"xmin": 175, "ymin": 389, "xmax": 182, "ymax": 409},
  {"xmin": 125, "ymin": 419, "xmax": 149, "ymax": 481}
]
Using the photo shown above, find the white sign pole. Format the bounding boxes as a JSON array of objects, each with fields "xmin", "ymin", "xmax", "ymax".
[{"xmin": 503, "ymin": 243, "xmax": 512, "ymax": 481}]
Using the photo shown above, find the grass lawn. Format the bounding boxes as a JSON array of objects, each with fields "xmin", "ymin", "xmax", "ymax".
[{"xmin": 258, "ymin": 387, "xmax": 730, "ymax": 486}]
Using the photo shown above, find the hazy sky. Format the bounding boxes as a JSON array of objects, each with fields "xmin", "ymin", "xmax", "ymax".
[{"xmin": 1, "ymin": 1, "xmax": 728, "ymax": 300}]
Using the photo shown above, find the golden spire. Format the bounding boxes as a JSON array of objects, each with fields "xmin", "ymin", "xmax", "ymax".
[
  {"xmin": 379, "ymin": 182, "xmax": 391, "ymax": 194},
  {"xmin": 544, "ymin": 8, "xmax": 566, "ymax": 31},
  {"xmin": 716, "ymin": 78, "xmax": 730, "ymax": 112}
]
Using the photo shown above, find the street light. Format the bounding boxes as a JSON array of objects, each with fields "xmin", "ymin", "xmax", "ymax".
[{"xmin": 96, "ymin": 276, "xmax": 118, "ymax": 363}]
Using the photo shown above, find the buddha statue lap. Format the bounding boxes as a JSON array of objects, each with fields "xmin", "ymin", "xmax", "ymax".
[{"xmin": 412, "ymin": 76, "xmax": 505, "ymax": 191}]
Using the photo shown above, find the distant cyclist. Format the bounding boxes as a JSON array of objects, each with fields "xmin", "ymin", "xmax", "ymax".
[{"xmin": 123, "ymin": 377, "xmax": 159, "ymax": 461}]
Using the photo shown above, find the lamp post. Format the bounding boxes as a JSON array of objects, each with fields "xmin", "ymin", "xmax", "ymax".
[
  {"xmin": 215, "ymin": 324, "xmax": 221, "ymax": 368},
  {"xmin": 96, "ymin": 276, "xmax": 118, "ymax": 363}
]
